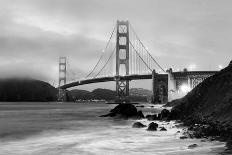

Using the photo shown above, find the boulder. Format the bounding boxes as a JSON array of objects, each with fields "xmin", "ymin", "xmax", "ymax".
[
  {"xmin": 160, "ymin": 109, "xmax": 170, "ymax": 120},
  {"xmin": 188, "ymin": 144, "xmax": 198, "ymax": 149},
  {"xmin": 160, "ymin": 127, "xmax": 167, "ymax": 131},
  {"xmin": 137, "ymin": 111, "xmax": 145, "ymax": 119},
  {"xmin": 146, "ymin": 114, "xmax": 158, "ymax": 121},
  {"xmin": 132, "ymin": 122, "xmax": 147, "ymax": 128},
  {"xmin": 100, "ymin": 103, "xmax": 141, "ymax": 119},
  {"xmin": 180, "ymin": 136, "xmax": 188, "ymax": 139},
  {"xmin": 147, "ymin": 122, "xmax": 159, "ymax": 131}
]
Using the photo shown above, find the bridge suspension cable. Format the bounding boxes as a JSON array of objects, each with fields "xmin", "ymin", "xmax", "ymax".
[
  {"xmin": 94, "ymin": 47, "xmax": 116, "ymax": 78},
  {"xmin": 129, "ymin": 23, "xmax": 166, "ymax": 73},
  {"xmin": 129, "ymin": 41, "xmax": 153, "ymax": 72},
  {"xmin": 85, "ymin": 25, "xmax": 116, "ymax": 78}
]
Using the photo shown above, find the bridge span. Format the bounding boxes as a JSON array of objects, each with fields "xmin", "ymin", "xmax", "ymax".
[
  {"xmin": 58, "ymin": 20, "xmax": 219, "ymax": 103},
  {"xmin": 59, "ymin": 70, "xmax": 218, "ymax": 103}
]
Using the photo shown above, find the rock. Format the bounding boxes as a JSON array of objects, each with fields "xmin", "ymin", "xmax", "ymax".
[
  {"xmin": 180, "ymin": 136, "xmax": 188, "ymax": 139},
  {"xmin": 160, "ymin": 127, "xmax": 167, "ymax": 131},
  {"xmin": 188, "ymin": 144, "xmax": 198, "ymax": 149},
  {"xmin": 132, "ymin": 122, "xmax": 147, "ymax": 128},
  {"xmin": 100, "ymin": 103, "xmax": 138, "ymax": 119},
  {"xmin": 146, "ymin": 114, "xmax": 158, "ymax": 121},
  {"xmin": 137, "ymin": 111, "xmax": 145, "ymax": 119},
  {"xmin": 147, "ymin": 122, "xmax": 159, "ymax": 131},
  {"xmin": 100, "ymin": 104, "xmax": 147, "ymax": 119},
  {"xmin": 176, "ymin": 131, "xmax": 181, "ymax": 133},
  {"xmin": 160, "ymin": 109, "xmax": 170, "ymax": 120}
]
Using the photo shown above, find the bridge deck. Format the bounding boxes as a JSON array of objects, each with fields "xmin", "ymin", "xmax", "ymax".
[{"xmin": 59, "ymin": 71, "xmax": 218, "ymax": 89}]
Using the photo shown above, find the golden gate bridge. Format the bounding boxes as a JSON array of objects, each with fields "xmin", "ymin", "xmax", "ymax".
[{"xmin": 58, "ymin": 20, "xmax": 218, "ymax": 103}]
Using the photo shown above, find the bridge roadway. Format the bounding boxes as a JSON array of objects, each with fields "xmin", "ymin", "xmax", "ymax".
[{"xmin": 59, "ymin": 71, "xmax": 218, "ymax": 89}]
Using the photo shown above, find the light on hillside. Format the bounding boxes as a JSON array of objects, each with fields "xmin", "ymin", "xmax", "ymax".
[{"xmin": 180, "ymin": 84, "xmax": 191, "ymax": 93}]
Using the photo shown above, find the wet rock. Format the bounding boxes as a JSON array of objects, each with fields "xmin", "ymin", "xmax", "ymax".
[
  {"xmin": 201, "ymin": 139, "xmax": 207, "ymax": 142},
  {"xmin": 100, "ymin": 103, "xmax": 138, "ymax": 119},
  {"xmin": 160, "ymin": 127, "xmax": 167, "ymax": 131},
  {"xmin": 136, "ymin": 105, "xmax": 145, "ymax": 108},
  {"xmin": 146, "ymin": 114, "xmax": 158, "ymax": 121},
  {"xmin": 160, "ymin": 109, "xmax": 170, "ymax": 120},
  {"xmin": 188, "ymin": 144, "xmax": 198, "ymax": 149},
  {"xmin": 132, "ymin": 122, "xmax": 147, "ymax": 128},
  {"xmin": 147, "ymin": 122, "xmax": 159, "ymax": 131},
  {"xmin": 180, "ymin": 136, "xmax": 188, "ymax": 139},
  {"xmin": 137, "ymin": 111, "xmax": 145, "ymax": 119}
]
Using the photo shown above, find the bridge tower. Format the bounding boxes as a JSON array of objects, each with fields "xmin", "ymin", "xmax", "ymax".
[
  {"xmin": 115, "ymin": 20, "xmax": 130, "ymax": 103},
  {"xmin": 58, "ymin": 57, "xmax": 67, "ymax": 101}
]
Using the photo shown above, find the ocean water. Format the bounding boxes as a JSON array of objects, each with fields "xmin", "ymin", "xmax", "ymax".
[{"xmin": 0, "ymin": 102, "xmax": 229, "ymax": 155}]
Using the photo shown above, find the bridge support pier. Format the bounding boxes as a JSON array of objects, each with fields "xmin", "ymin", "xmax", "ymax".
[
  {"xmin": 167, "ymin": 68, "xmax": 176, "ymax": 102},
  {"xmin": 58, "ymin": 57, "xmax": 67, "ymax": 102},
  {"xmin": 58, "ymin": 89, "xmax": 67, "ymax": 102},
  {"xmin": 115, "ymin": 20, "xmax": 130, "ymax": 103},
  {"xmin": 152, "ymin": 70, "xmax": 159, "ymax": 103}
]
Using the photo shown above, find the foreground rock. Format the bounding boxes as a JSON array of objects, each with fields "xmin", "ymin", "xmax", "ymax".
[
  {"xmin": 132, "ymin": 122, "xmax": 147, "ymax": 128},
  {"xmin": 147, "ymin": 122, "xmax": 159, "ymax": 131},
  {"xmin": 188, "ymin": 144, "xmax": 198, "ymax": 149},
  {"xmin": 160, "ymin": 127, "xmax": 167, "ymax": 131},
  {"xmin": 146, "ymin": 114, "xmax": 158, "ymax": 121},
  {"xmin": 137, "ymin": 111, "xmax": 145, "ymax": 119},
  {"xmin": 160, "ymin": 109, "xmax": 170, "ymax": 120},
  {"xmin": 100, "ymin": 103, "xmax": 145, "ymax": 119}
]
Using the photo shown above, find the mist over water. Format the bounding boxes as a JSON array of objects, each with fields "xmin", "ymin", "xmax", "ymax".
[{"xmin": 0, "ymin": 102, "xmax": 227, "ymax": 155}]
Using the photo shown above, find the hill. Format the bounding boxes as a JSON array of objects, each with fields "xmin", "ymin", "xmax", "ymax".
[
  {"xmin": 0, "ymin": 78, "xmax": 57, "ymax": 102},
  {"xmin": 69, "ymin": 88, "xmax": 150, "ymax": 102},
  {"xmin": 167, "ymin": 61, "xmax": 232, "ymax": 138}
]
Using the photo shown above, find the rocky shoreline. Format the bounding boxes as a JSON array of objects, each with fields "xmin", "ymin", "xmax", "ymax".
[{"xmin": 100, "ymin": 103, "xmax": 232, "ymax": 153}]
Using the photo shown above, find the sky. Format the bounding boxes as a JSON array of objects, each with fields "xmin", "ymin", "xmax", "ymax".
[{"xmin": 0, "ymin": 0, "xmax": 231, "ymax": 90}]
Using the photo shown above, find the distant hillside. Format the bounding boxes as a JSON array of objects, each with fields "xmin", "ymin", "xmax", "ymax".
[
  {"xmin": 0, "ymin": 78, "xmax": 57, "ymax": 102},
  {"xmin": 167, "ymin": 61, "xmax": 232, "ymax": 131},
  {"xmin": 69, "ymin": 88, "xmax": 151, "ymax": 102},
  {"xmin": 69, "ymin": 88, "xmax": 115, "ymax": 101},
  {"xmin": 130, "ymin": 88, "xmax": 152, "ymax": 96}
]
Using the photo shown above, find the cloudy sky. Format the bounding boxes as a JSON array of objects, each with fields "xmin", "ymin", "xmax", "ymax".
[{"xmin": 0, "ymin": 0, "xmax": 231, "ymax": 90}]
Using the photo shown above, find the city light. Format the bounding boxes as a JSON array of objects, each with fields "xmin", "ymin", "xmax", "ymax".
[
  {"xmin": 180, "ymin": 84, "xmax": 191, "ymax": 93},
  {"xmin": 218, "ymin": 65, "xmax": 223, "ymax": 70}
]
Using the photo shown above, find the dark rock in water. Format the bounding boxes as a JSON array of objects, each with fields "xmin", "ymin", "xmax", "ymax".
[
  {"xmin": 160, "ymin": 127, "xmax": 167, "ymax": 131},
  {"xmin": 160, "ymin": 109, "xmax": 170, "ymax": 120},
  {"xmin": 147, "ymin": 122, "xmax": 158, "ymax": 131},
  {"xmin": 110, "ymin": 104, "xmax": 137, "ymax": 117},
  {"xmin": 188, "ymin": 144, "xmax": 198, "ymax": 149},
  {"xmin": 146, "ymin": 114, "xmax": 158, "ymax": 121},
  {"xmin": 132, "ymin": 122, "xmax": 147, "ymax": 128},
  {"xmin": 136, "ymin": 105, "xmax": 144, "ymax": 108},
  {"xmin": 167, "ymin": 109, "xmax": 181, "ymax": 120},
  {"xmin": 137, "ymin": 111, "xmax": 145, "ymax": 119},
  {"xmin": 180, "ymin": 136, "xmax": 188, "ymax": 139},
  {"xmin": 100, "ymin": 103, "xmax": 144, "ymax": 119}
]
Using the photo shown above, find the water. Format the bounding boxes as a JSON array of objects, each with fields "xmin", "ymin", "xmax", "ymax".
[{"xmin": 0, "ymin": 102, "xmax": 229, "ymax": 155}]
